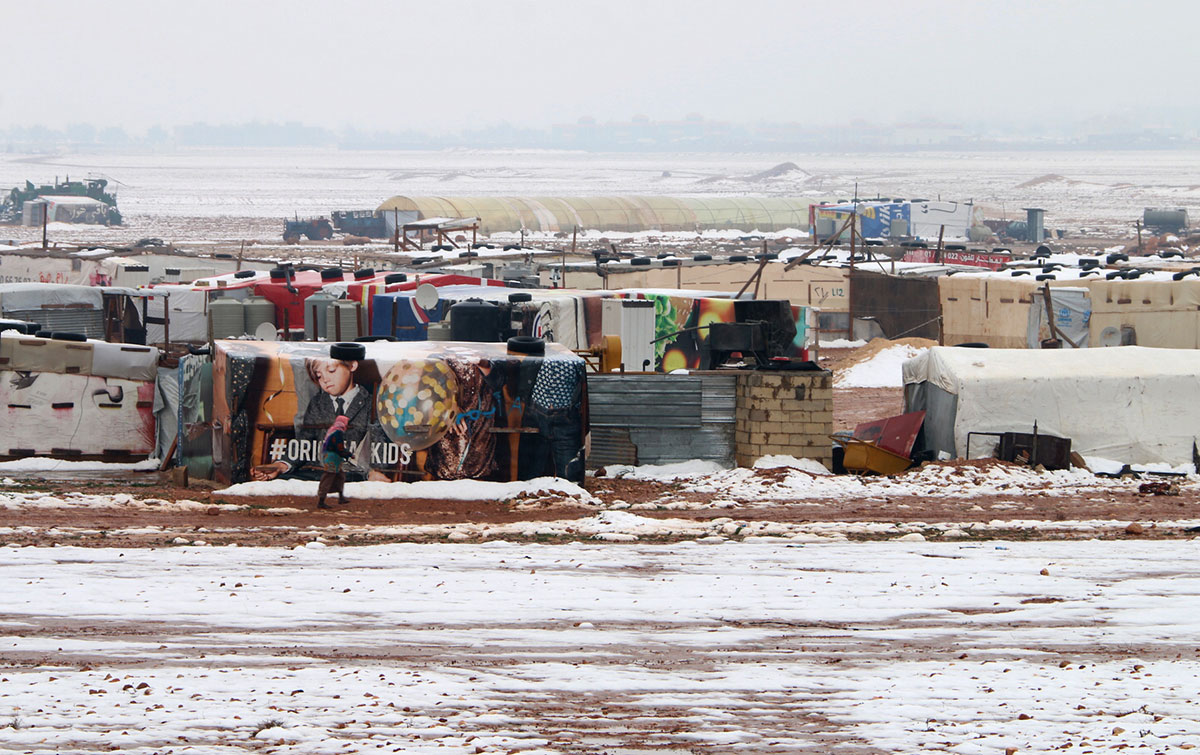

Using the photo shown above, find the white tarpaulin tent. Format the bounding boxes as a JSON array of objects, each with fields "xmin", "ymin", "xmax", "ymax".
[{"xmin": 903, "ymin": 346, "xmax": 1200, "ymax": 465}]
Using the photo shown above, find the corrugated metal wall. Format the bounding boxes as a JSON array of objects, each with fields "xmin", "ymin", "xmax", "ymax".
[
  {"xmin": 587, "ymin": 373, "xmax": 736, "ymax": 468},
  {"xmin": 5, "ymin": 308, "xmax": 104, "ymax": 338}
]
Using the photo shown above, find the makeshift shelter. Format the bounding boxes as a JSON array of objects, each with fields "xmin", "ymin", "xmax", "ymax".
[
  {"xmin": 0, "ymin": 331, "xmax": 159, "ymax": 459},
  {"xmin": 201, "ymin": 339, "xmax": 587, "ymax": 485},
  {"xmin": 903, "ymin": 346, "xmax": 1200, "ymax": 465}
]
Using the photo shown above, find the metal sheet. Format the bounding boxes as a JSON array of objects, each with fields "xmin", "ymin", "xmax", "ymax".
[
  {"xmin": 6, "ymin": 308, "xmax": 104, "ymax": 338},
  {"xmin": 587, "ymin": 374, "xmax": 736, "ymax": 468}
]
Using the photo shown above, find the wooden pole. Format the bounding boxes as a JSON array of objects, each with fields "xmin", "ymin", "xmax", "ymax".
[
  {"xmin": 41, "ymin": 204, "xmax": 48, "ymax": 251},
  {"xmin": 848, "ymin": 212, "xmax": 857, "ymax": 341},
  {"xmin": 1136, "ymin": 220, "xmax": 1143, "ymax": 253},
  {"xmin": 393, "ymin": 208, "xmax": 399, "ymax": 254}
]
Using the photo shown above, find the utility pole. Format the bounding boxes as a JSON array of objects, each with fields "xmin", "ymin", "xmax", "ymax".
[
  {"xmin": 41, "ymin": 204, "xmax": 48, "ymax": 251},
  {"xmin": 1136, "ymin": 220, "xmax": 1143, "ymax": 254}
]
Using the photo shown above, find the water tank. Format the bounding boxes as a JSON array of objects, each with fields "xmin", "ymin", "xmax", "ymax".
[
  {"xmin": 1143, "ymin": 208, "xmax": 1188, "ymax": 233},
  {"xmin": 209, "ymin": 297, "xmax": 246, "ymax": 339},
  {"xmin": 304, "ymin": 292, "xmax": 337, "ymax": 340},
  {"xmin": 325, "ymin": 300, "xmax": 361, "ymax": 342},
  {"xmin": 449, "ymin": 299, "xmax": 502, "ymax": 342},
  {"xmin": 244, "ymin": 296, "xmax": 276, "ymax": 336}
]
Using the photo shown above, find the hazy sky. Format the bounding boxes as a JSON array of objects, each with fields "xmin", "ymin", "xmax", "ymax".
[{"xmin": 3, "ymin": 0, "xmax": 1196, "ymax": 132}]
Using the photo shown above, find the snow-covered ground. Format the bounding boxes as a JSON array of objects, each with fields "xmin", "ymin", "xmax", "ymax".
[
  {"xmin": 1, "ymin": 540, "xmax": 1198, "ymax": 753},
  {"xmin": 834, "ymin": 342, "xmax": 930, "ymax": 388},
  {"xmin": 3, "ymin": 148, "xmax": 1199, "ymax": 243}
]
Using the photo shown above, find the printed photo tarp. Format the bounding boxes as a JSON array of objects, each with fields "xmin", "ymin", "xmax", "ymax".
[{"xmin": 208, "ymin": 340, "xmax": 588, "ymax": 485}]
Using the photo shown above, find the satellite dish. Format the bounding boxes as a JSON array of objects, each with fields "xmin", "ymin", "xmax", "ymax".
[
  {"xmin": 414, "ymin": 283, "xmax": 439, "ymax": 311},
  {"xmin": 254, "ymin": 322, "xmax": 278, "ymax": 341},
  {"xmin": 1099, "ymin": 326, "xmax": 1121, "ymax": 348}
]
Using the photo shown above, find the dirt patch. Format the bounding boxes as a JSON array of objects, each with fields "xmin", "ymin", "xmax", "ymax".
[{"xmin": 833, "ymin": 386, "xmax": 905, "ymax": 432}]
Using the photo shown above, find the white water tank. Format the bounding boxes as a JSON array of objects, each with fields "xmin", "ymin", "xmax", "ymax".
[
  {"xmin": 304, "ymin": 292, "xmax": 336, "ymax": 340},
  {"xmin": 208, "ymin": 297, "xmax": 246, "ymax": 339},
  {"xmin": 325, "ymin": 300, "xmax": 361, "ymax": 342},
  {"xmin": 244, "ymin": 296, "xmax": 276, "ymax": 336}
]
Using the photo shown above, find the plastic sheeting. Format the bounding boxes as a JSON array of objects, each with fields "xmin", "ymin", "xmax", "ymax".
[
  {"xmin": 903, "ymin": 345, "xmax": 1200, "ymax": 465},
  {"xmin": 377, "ymin": 196, "xmax": 818, "ymax": 235},
  {"xmin": 91, "ymin": 342, "xmax": 159, "ymax": 381},
  {"xmin": 0, "ymin": 369, "xmax": 156, "ymax": 457},
  {"xmin": 0, "ymin": 283, "xmax": 103, "ymax": 312},
  {"xmin": 144, "ymin": 285, "xmax": 209, "ymax": 343},
  {"xmin": 1026, "ymin": 287, "xmax": 1090, "ymax": 348},
  {"xmin": 154, "ymin": 365, "xmax": 179, "ymax": 461}
]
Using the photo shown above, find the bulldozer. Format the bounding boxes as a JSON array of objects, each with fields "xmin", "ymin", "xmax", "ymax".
[{"xmin": 283, "ymin": 215, "xmax": 334, "ymax": 244}]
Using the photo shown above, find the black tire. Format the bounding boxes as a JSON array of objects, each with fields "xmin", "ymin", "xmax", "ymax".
[
  {"xmin": 355, "ymin": 335, "xmax": 397, "ymax": 342},
  {"xmin": 1010, "ymin": 271, "xmax": 1029, "ymax": 277},
  {"xmin": 503, "ymin": 244, "xmax": 519, "ymax": 251},
  {"xmin": 384, "ymin": 273, "xmax": 407, "ymax": 284},
  {"xmin": 458, "ymin": 251, "xmax": 477, "ymax": 258},
  {"xmin": 954, "ymin": 342, "xmax": 989, "ymax": 348},
  {"xmin": 234, "ymin": 270, "xmax": 255, "ymax": 279},
  {"xmin": 631, "ymin": 257, "xmax": 651, "ymax": 265},
  {"xmin": 472, "ymin": 243, "xmax": 487, "ymax": 250},
  {"xmin": 1036, "ymin": 274, "xmax": 1055, "ymax": 281},
  {"xmin": 662, "ymin": 259, "xmax": 679, "ymax": 266},
  {"xmin": 1107, "ymin": 253, "xmax": 1128, "ymax": 265},
  {"xmin": 330, "ymin": 342, "xmax": 366, "ymax": 361},
  {"xmin": 1105, "ymin": 271, "xmax": 1123, "ymax": 280},
  {"xmin": 729, "ymin": 255, "xmax": 749, "ymax": 262},
  {"xmin": 354, "ymin": 268, "xmax": 375, "ymax": 280},
  {"xmin": 51, "ymin": 331, "xmax": 87, "ymax": 342},
  {"xmin": 656, "ymin": 253, "xmax": 671, "ymax": 259},
  {"xmin": 508, "ymin": 293, "xmax": 533, "ymax": 303},
  {"xmin": 757, "ymin": 252, "xmax": 778, "ymax": 260},
  {"xmin": 507, "ymin": 336, "xmax": 545, "ymax": 355},
  {"xmin": 321, "ymin": 267, "xmax": 343, "ymax": 281},
  {"xmin": 693, "ymin": 254, "xmax": 712, "ymax": 261}
]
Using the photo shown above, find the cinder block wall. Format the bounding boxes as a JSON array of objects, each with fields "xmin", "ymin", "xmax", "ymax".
[{"xmin": 734, "ymin": 371, "xmax": 833, "ymax": 469}]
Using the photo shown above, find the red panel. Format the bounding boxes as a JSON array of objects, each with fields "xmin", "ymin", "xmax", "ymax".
[{"xmin": 853, "ymin": 410, "xmax": 925, "ymax": 458}]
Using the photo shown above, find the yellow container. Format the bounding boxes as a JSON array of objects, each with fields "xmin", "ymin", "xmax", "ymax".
[{"xmin": 840, "ymin": 438, "xmax": 912, "ymax": 476}]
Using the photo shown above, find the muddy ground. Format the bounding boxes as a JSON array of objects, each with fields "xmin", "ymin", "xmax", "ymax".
[{"xmin": 2, "ymin": 383, "xmax": 1196, "ymax": 547}]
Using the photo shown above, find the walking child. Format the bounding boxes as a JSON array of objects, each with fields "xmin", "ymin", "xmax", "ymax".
[{"xmin": 317, "ymin": 415, "xmax": 350, "ymax": 510}]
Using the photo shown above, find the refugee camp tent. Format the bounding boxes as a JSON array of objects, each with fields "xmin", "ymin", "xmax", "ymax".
[{"xmin": 903, "ymin": 346, "xmax": 1200, "ymax": 466}]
